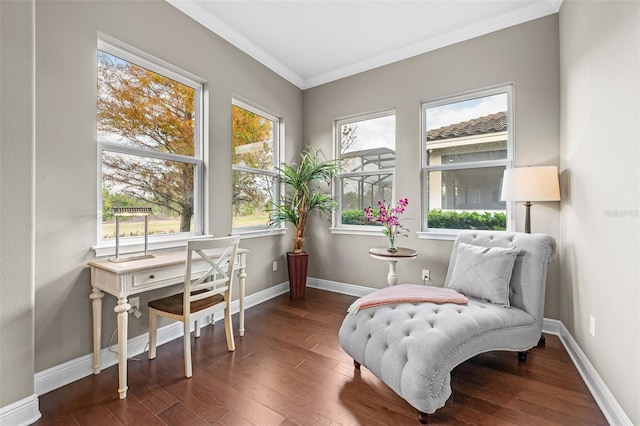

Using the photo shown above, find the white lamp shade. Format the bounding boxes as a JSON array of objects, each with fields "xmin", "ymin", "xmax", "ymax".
[{"xmin": 501, "ymin": 166, "xmax": 561, "ymax": 202}]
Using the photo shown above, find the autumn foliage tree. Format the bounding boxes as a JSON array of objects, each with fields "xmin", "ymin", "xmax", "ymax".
[
  {"xmin": 231, "ymin": 105, "xmax": 274, "ymax": 221},
  {"xmin": 97, "ymin": 51, "xmax": 196, "ymax": 232}
]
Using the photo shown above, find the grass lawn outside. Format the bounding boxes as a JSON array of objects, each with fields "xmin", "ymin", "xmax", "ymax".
[
  {"xmin": 102, "ymin": 218, "xmax": 183, "ymax": 239},
  {"xmin": 103, "ymin": 214, "xmax": 270, "ymax": 238}
]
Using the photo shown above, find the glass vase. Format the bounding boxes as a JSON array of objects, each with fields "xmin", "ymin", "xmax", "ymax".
[{"xmin": 387, "ymin": 234, "xmax": 398, "ymax": 253}]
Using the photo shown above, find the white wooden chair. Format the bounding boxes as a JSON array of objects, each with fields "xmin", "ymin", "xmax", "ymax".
[{"xmin": 147, "ymin": 235, "xmax": 240, "ymax": 378}]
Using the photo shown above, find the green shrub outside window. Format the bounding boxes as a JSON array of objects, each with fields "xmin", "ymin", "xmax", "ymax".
[{"xmin": 341, "ymin": 209, "xmax": 505, "ymax": 230}]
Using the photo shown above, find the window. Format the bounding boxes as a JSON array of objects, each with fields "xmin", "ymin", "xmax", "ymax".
[
  {"xmin": 421, "ymin": 86, "xmax": 512, "ymax": 238},
  {"xmin": 97, "ymin": 40, "xmax": 204, "ymax": 246},
  {"xmin": 334, "ymin": 111, "xmax": 396, "ymax": 229},
  {"xmin": 231, "ymin": 99, "xmax": 280, "ymax": 231}
]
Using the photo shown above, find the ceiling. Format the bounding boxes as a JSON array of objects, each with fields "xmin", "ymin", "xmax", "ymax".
[{"xmin": 167, "ymin": 0, "xmax": 562, "ymax": 89}]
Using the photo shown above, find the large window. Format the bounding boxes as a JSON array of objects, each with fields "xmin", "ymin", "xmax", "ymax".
[
  {"xmin": 231, "ymin": 99, "xmax": 280, "ymax": 231},
  {"xmin": 334, "ymin": 111, "xmax": 396, "ymax": 228},
  {"xmin": 421, "ymin": 86, "xmax": 512, "ymax": 237},
  {"xmin": 97, "ymin": 40, "xmax": 204, "ymax": 245}
]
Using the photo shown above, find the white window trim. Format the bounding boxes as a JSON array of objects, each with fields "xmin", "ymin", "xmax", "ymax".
[
  {"xmin": 419, "ymin": 84, "xmax": 514, "ymax": 241},
  {"xmin": 331, "ymin": 109, "xmax": 397, "ymax": 235},
  {"xmin": 231, "ymin": 97, "xmax": 283, "ymax": 234},
  {"xmin": 94, "ymin": 36, "xmax": 207, "ymax": 256}
]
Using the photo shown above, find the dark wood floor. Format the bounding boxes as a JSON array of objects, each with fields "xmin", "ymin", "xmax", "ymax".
[{"xmin": 35, "ymin": 288, "xmax": 607, "ymax": 425}]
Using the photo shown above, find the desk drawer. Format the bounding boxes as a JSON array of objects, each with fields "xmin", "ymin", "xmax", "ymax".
[
  {"xmin": 132, "ymin": 262, "xmax": 210, "ymax": 289},
  {"xmin": 133, "ymin": 265, "xmax": 185, "ymax": 289},
  {"xmin": 131, "ymin": 255, "xmax": 241, "ymax": 291}
]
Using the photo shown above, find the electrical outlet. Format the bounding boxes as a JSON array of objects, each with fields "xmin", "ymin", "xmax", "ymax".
[
  {"xmin": 421, "ymin": 269, "xmax": 430, "ymax": 281},
  {"xmin": 272, "ymin": 260, "xmax": 278, "ymax": 271},
  {"xmin": 129, "ymin": 296, "xmax": 140, "ymax": 311},
  {"xmin": 589, "ymin": 315, "xmax": 596, "ymax": 337}
]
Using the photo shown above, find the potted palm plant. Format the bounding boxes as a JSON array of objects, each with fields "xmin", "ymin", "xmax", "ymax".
[{"xmin": 268, "ymin": 147, "xmax": 338, "ymax": 297}]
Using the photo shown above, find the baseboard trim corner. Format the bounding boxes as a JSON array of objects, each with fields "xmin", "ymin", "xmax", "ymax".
[
  {"xmin": 0, "ymin": 393, "xmax": 41, "ymax": 426},
  {"xmin": 555, "ymin": 321, "xmax": 633, "ymax": 426}
]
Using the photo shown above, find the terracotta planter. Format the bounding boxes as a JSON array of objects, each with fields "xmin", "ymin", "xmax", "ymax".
[{"xmin": 287, "ymin": 252, "xmax": 309, "ymax": 298}]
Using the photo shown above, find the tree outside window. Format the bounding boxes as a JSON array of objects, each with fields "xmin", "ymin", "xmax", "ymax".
[
  {"xmin": 97, "ymin": 43, "xmax": 203, "ymax": 241},
  {"xmin": 231, "ymin": 101, "xmax": 280, "ymax": 230}
]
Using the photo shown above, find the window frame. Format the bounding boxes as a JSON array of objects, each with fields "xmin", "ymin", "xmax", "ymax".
[
  {"xmin": 94, "ymin": 37, "xmax": 207, "ymax": 256},
  {"xmin": 331, "ymin": 109, "xmax": 397, "ymax": 235},
  {"xmin": 419, "ymin": 85, "xmax": 514, "ymax": 240},
  {"xmin": 231, "ymin": 97, "xmax": 283, "ymax": 236}
]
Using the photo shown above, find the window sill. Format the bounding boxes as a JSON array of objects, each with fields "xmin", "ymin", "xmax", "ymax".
[
  {"xmin": 233, "ymin": 228, "xmax": 286, "ymax": 239},
  {"xmin": 92, "ymin": 233, "xmax": 214, "ymax": 258},
  {"xmin": 94, "ymin": 228, "xmax": 288, "ymax": 257},
  {"xmin": 417, "ymin": 230, "xmax": 459, "ymax": 241},
  {"xmin": 330, "ymin": 227, "xmax": 387, "ymax": 237}
]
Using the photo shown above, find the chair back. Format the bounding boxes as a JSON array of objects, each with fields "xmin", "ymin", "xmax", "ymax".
[
  {"xmin": 183, "ymin": 235, "xmax": 240, "ymax": 316},
  {"xmin": 444, "ymin": 230, "xmax": 556, "ymax": 323}
]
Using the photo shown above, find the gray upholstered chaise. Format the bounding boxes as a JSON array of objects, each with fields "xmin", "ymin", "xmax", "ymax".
[{"xmin": 339, "ymin": 230, "xmax": 556, "ymax": 423}]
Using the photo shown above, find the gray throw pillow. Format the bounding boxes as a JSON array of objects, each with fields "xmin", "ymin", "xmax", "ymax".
[{"xmin": 446, "ymin": 242, "xmax": 520, "ymax": 306}]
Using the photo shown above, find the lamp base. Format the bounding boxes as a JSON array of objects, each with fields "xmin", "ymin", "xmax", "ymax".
[
  {"xmin": 524, "ymin": 201, "xmax": 532, "ymax": 234},
  {"xmin": 109, "ymin": 254, "xmax": 155, "ymax": 263}
]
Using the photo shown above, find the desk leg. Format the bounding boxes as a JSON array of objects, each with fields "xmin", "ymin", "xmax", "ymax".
[
  {"xmin": 89, "ymin": 288, "xmax": 104, "ymax": 374},
  {"xmin": 238, "ymin": 268, "xmax": 246, "ymax": 336},
  {"xmin": 387, "ymin": 260, "xmax": 398, "ymax": 286},
  {"xmin": 114, "ymin": 297, "xmax": 131, "ymax": 399}
]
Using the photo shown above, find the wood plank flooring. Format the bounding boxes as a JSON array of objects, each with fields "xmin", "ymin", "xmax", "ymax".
[{"xmin": 35, "ymin": 288, "xmax": 607, "ymax": 425}]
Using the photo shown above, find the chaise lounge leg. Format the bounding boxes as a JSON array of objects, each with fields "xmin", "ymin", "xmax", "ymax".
[
  {"xmin": 538, "ymin": 335, "xmax": 546, "ymax": 347},
  {"xmin": 518, "ymin": 351, "xmax": 528, "ymax": 362},
  {"xmin": 417, "ymin": 410, "xmax": 428, "ymax": 424},
  {"xmin": 354, "ymin": 360, "xmax": 361, "ymax": 369}
]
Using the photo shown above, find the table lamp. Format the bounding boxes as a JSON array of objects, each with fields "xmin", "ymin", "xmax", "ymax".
[
  {"xmin": 110, "ymin": 207, "xmax": 154, "ymax": 262},
  {"xmin": 500, "ymin": 166, "xmax": 560, "ymax": 233}
]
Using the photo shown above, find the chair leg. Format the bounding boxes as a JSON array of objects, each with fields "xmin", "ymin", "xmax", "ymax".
[
  {"xmin": 184, "ymin": 320, "xmax": 192, "ymax": 378},
  {"xmin": 518, "ymin": 351, "xmax": 528, "ymax": 362},
  {"xmin": 224, "ymin": 306, "xmax": 235, "ymax": 351},
  {"xmin": 148, "ymin": 311, "xmax": 158, "ymax": 360},
  {"xmin": 194, "ymin": 320, "xmax": 201, "ymax": 338},
  {"xmin": 538, "ymin": 335, "xmax": 546, "ymax": 347},
  {"xmin": 417, "ymin": 410, "xmax": 428, "ymax": 424},
  {"xmin": 354, "ymin": 360, "xmax": 361, "ymax": 370}
]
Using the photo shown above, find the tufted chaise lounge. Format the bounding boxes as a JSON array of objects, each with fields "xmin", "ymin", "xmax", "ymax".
[{"xmin": 338, "ymin": 230, "xmax": 556, "ymax": 423}]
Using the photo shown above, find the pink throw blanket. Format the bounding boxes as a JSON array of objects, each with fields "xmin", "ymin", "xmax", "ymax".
[{"xmin": 347, "ymin": 284, "xmax": 468, "ymax": 316}]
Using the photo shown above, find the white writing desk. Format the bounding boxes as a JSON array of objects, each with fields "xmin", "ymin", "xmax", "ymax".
[{"xmin": 88, "ymin": 247, "xmax": 248, "ymax": 399}]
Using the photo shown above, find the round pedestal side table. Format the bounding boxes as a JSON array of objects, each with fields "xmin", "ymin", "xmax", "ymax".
[{"xmin": 368, "ymin": 247, "xmax": 418, "ymax": 286}]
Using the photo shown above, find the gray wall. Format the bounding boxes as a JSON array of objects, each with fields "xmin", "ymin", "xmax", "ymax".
[
  {"xmin": 559, "ymin": 1, "xmax": 639, "ymax": 423},
  {"xmin": 303, "ymin": 15, "xmax": 562, "ymax": 318},
  {"xmin": 33, "ymin": 0, "xmax": 300, "ymax": 372},
  {"xmin": 2, "ymin": 1, "xmax": 637, "ymax": 422},
  {"xmin": 0, "ymin": 0, "xmax": 37, "ymax": 408}
]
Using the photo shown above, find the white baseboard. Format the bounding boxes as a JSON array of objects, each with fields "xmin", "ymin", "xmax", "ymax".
[
  {"xmin": 34, "ymin": 282, "xmax": 289, "ymax": 397},
  {"xmin": 307, "ymin": 277, "xmax": 376, "ymax": 297},
  {"xmin": 0, "ymin": 393, "xmax": 40, "ymax": 426},
  {"xmin": 22, "ymin": 279, "xmax": 632, "ymax": 426},
  {"xmin": 310, "ymin": 277, "xmax": 632, "ymax": 426},
  {"xmin": 544, "ymin": 319, "xmax": 633, "ymax": 426}
]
